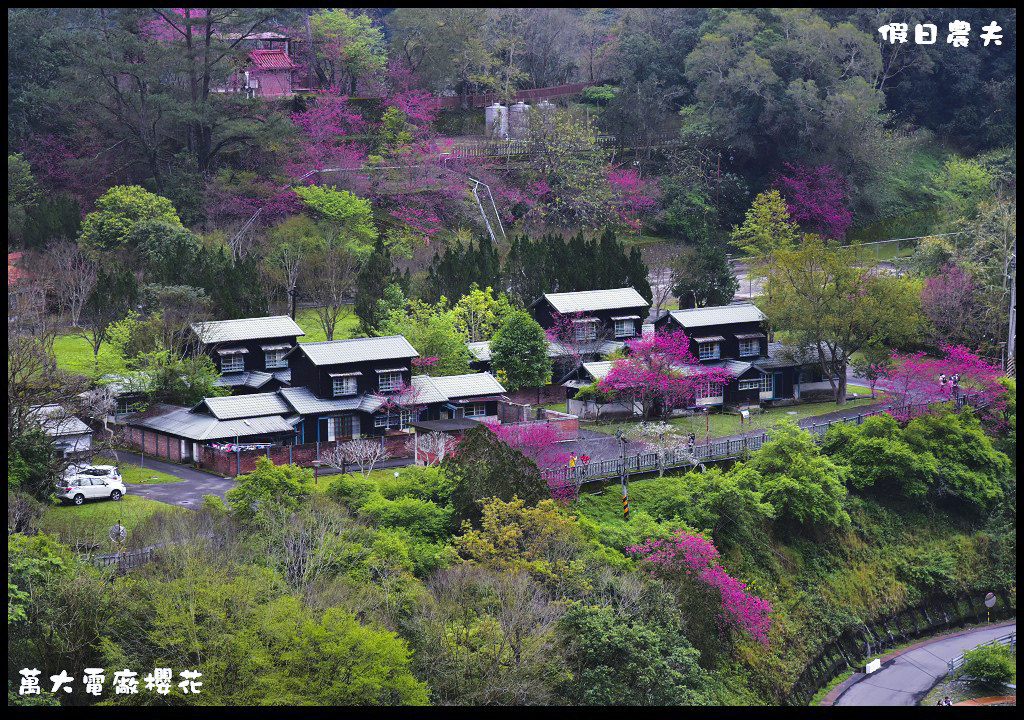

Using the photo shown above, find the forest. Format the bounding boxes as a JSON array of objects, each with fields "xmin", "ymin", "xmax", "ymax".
[{"xmin": 7, "ymin": 7, "xmax": 1017, "ymax": 707}]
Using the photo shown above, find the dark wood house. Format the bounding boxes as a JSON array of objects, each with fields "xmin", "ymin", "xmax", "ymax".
[
  {"xmin": 529, "ymin": 287, "xmax": 650, "ymax": 341},
  {"xmin": 654, "ymin": 303, "xmax": 830, "ymax": 406},
  {"xmin": 191, "ymin": 315, "xmax": 304, "ymax": 394}
]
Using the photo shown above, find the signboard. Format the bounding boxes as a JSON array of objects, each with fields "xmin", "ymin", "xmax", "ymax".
[
  {"xmin": 984, "ymin": 592, "xmax": 997, "ymax": 608},
  {"xmin": 865, "ymin": 659, "xmax": 881, "ymax": 674}
]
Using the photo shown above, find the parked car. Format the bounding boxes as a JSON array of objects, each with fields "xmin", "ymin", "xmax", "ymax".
[{"xmin": 56, "ymin": 465, "xmax": 127, "ymax": 505}]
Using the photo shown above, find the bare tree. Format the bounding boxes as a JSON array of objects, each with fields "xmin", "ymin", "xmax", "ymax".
[
  {"xmin": 321, "ymin": 439, "xmax": 392, "ymax": 479},
  {"xmin": 42, "ymin": 241, "xmax": 97, "ymax": 327},
  {"xmin": 304, "ymin": 245, "xmax": 359, "ymax": 341},
  {"xmin": 408, "ymin": 431, "xmax": 459, "ymax": 465},
  {"xmin": 624, "ymin": 421, "xmax": 699, "ymax": 476},
  {"xmin": 8, "ymin": 326, "xmax": 86, "ymax": 438},
  {"xmin": 643, "ymin": 243, "xmax": 677, "ymax": 319}
]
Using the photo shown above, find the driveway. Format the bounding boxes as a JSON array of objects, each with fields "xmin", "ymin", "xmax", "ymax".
[
  {"xmin": 99, "ymin": 450, "xmax": 236, "ymax": 508},
  {"xmin": 835, "ymin": 623, "xmax": 1017, "ymax": 706}
]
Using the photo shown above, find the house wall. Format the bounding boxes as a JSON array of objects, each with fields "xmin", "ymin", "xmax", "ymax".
[
  {"xmin": 198, "ymin": 334, "xmax": 300, "ymax": 374},
  {"xmin": 198, "ymin": 436, "xmax": 412, "ymax": 476},
  {"xmin": 421, "ymin": 399, "xmax": 499, "ymax": 421},
  {"xmin": 655, "ymin": 315, "xmax": 767, "ymax": 362},
  {"xmin": 531, "ymin": 298, "xmax": 649, "ymax": 339}
]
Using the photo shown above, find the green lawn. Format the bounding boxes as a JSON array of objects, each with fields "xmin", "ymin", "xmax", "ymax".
[
  {"xmin": 295, "ymin": 308, "xmax": 361, "ymax": 343},
  {"xmin": 587, "ymin": 397, "xmax": 881, "ymax": 441},
  {"xmin": 38, "ymin": 495, "xmax": 187, "ymax": 550},
  {"xmin": 540, "ymin": 402, "xmax": 568, "ymax": 414},
  {"xmin": 117, "ymin": 463, "xmax": 184, "ymax": 485},
  {"xmin": 52, "ymin": 333, "xmax": 127, "ymax": 379}
]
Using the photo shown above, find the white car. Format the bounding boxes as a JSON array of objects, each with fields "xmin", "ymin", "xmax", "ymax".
[{"xmin": 56, "ymin": 465, "xmax": 127, "ymax": 505}]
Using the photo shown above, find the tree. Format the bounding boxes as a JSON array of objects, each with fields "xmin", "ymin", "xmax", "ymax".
[
  {"xmin": 130, "ymin": 220, "xmax": 203, "ymax": 285},
  {"xmin": 452, "ymin": 284, "xmax": 516, "ymax": 343},
  {"xmin": 74, "ymin": 260, "xmax": 140, "ymax": 375},
  {"xmin": 557, "ymin": 602, "xmax": 710, "ymax": 706},
  {"xmin": 130, "ymin": 350, "xmax": 228, "ymax": 407},
  {"xmin": 265, "ymin": 216, "xmax": 324, "ymax": 320},
  {"xmin": 322, "ymin": 439, "xmax": 392, "ymax": 480},
  {"xmin": 670, "ymin": 239, "xmax": 739, "ymax": 309},
  {"xmin": 382, "ymin": 300, "xmax": 471, "ymax": 377},
  {"xmin": 8, "ymin": 153, "xmax": 39, "ymax": 245},
  {"xmin": 78, "ymin": 185, "xmax": 183, "ymax": 251},
  {"xmin": 742, "ymin": 424, "xmax": 850, "ymax": 530},
  {"xmin": 598, "ymin": 330, "xmax": 734, "ymax": 418},
  {"xmin": 730, "ymin": 190, "xmax": 799, "ymax": 258},
  {"xmin": 355, "ymin": 237, "xmax": 398, "ymax": 336},
  {"xmin": 225, "ymin": 456, "xmax": 312, "ymax": 521},
  {"xmin": 545, "ymin": 310, "xmax": 613, "ymax": 378},
  {"xmin": 771, "ymin": 163, "xmax": 852, "ymax": 240},
  {"xmin": 490, "ymin": 310, "xmax": 552, "ymax": 395},
  {"xmin": 40, "ymin": 241, "xmax": 96, "ymax": 327},
  {"xmin": 443, "ymin": 425, "xmax": 549, "ymax": 528},
  {"xmin": 764, "ymin": 235, "xmax": 924, "ymax": 403},
  {"xmin": 956, "ymin": 644, "xmax": 1015, "ymax": 686},
  {"xmin": 919, "ymin": 265, "xmax": 990, "ymax": 352},
  {"xmin": 310, "ymin": 9, "xmax": 387, "ymax": 94}
]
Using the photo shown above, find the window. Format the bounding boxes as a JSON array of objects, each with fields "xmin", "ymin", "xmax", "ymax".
[
  {"xmin": 378, "ymin": 371, "xmax": 403, "ymax": 392},
  {"xmin": 760, "ymin": 374, "xmax": 774, "ymax": 393},
  {"xmin": 738, "ymin": 379, "xmax": 760, "ymax": 391},
  {"xmin": 464, "ymin": 402, "xmax": 488, "ymax": 417},
  {"xmin": 738, "ymin": 339, "xmax": 760, "ymax": 357},
  {"xmin": 221, "ymin": 355, "xmax": 244, "ymax": 372},
  {"xmin": 333, "ymin": 377, "xmax": 357, "ymax": 396},
  {"xmin": 265, "ymin": 349, "xmax": 287, "ymax": 369},
  {"xmin": 698, "ymin": 342, "xmax": 720, "ymax": 361},
  {"xmin": 374, "ymin": 409, "xmax": 414, "ymax": 428},
  {"xmin": 695, "ymin": 382, "xmax": 720, "ymax": 400},
  {"xmin": 573, "ymin": 320, "xmax": 597, "ymax": 341},
  {"xmin": 614, "ymin": 319, "xmax": 634, "ymax": 338}
]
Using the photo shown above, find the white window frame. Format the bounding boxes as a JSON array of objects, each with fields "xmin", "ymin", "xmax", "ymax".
[
  {"xmin": 265, "ymin": 349, "xmax": 287, "ymax": 369},
  {"xmin": 614, "ymin": 319, "xmax": 634, "ymax": 338},
  {"xmin": 573, "ymin": 320, "xmax": 597, "ymax": 341},
  {"xmin": 738, "ymin": 378, "xmax": 760, "ymax": 391},
  {"xmin": 738, "ymin": 339, "xmax": 760, "ymax": 357},
  {"xmin": 760, "ymin": 374, "xmax": 774, "ymax": 393},
  {"xmin": 333, "ymin": 376, "xmax": 357, "ymax": 396},
  {"xmin": 221, "ymin": 355, "xmax": 244, "ymax": 372},
  {"xmin": 374, "ymin": 409, "xmax": 414, "ymax": 428},
  {"xmin": 378, "ymin": 371, "xmax": 403, "ymax": 392},
  {"xmin": 698, "ymin": 342, "xmax": 720, "ymax": 361},
  {"xmin": 464, "ymin": 402, "xmax": 488, "ymax": 417},
  {"xmin": 695, "ymin": 382, "xmax": 720, "ymax": 400}
]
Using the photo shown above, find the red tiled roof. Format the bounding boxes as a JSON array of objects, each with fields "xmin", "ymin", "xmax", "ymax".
[
  {"xmin": 250, "ymin": 49, "xmax": 296, "ymax": 70},
  {"xmin": 8, "ymin": 252, "xmax": 26, "ymax": 286}
]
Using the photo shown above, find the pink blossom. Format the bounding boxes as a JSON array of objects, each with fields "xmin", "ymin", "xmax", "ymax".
[{"xmin": 771, "ymin": 163, "xmax": 851, "ymax": 240}]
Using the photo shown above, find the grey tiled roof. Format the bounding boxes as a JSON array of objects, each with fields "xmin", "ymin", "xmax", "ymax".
[
  {"xmin": 194, "ymin": 393, "xmax": 292, "ymax": 420},
  {"xmin": 467, "ymin": 341, "xmax": 491, "ymax": 362},
  {"xmin": 411, "ymin": 375, "xmax": 449, "ymax": 404},
  {"xmin": 287, "ymin": 336, "xmax": 417, "ymax": 365},
  {"xmin": 534, "ymin": 287, "xmax": 649, "ymax": 314},
  {"xmin": 707, "ymin": 359, "xmax": 755, "ymax": 377},
  {"xmin": 128, "ymin": 404, "xmax": 296, "ymax": 441},
  {"xmin": 191, "ymin": 315, "xmax": 304, "ymax": 344},
  {"xmin": 581, "ymin": 361, "xmax": 613, "ymax": 381},
  {"xmin": 278, "ymin": 386, "xmax": 384, "ymax": 415},
  {"xmin": 752, "ymin": 342, "xmax": 822, "ymax": 369},
  {"xmin": 547, "ymin": 340, "xmax": 625, "ymax": 358},
  {"xmin": 428, "ymin": 373, "xmax": 506, "ymax": 399},
  {"xmin": 214, "ymin": 371, "xmax": 275, "ymax": 390},
  {"xmin": 663, "ymin": 303, "xmax": 766, "ymax": 328},
  {"xmin": 30, "ymin": 404, "xmax": 92, "ymax": 437}
]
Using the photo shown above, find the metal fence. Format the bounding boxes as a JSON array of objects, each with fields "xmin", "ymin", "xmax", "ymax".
[
  {"xmin": 947, "ymin": 631, "xmax": 1017, "ymax": 677},
  {"xmin": 542, "ymin": 392, "xmax": 984, "ymax": 486}
]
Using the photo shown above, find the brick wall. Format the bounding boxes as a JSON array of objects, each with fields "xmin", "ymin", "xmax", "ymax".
[{"xmin": 197, "ymin": 435, "xmax": 413, "ymax": 476}]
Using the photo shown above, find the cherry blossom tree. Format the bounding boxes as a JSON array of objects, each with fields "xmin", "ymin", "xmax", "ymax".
[
  {"xmin": 771, "ymin": 163, "xmax": 852, "ymax": 240},
  {"xmin": 598, "ymin": 330, "xmax": 734, "ymax": 418},
  {"xmin": 321, "ymin": 440, "xmax": 391, "ymax": 479},
  {"xmin": 628, "ymin": 529, "xmax": 773, "ymax": 646},
  {"xmin": 545, "ymin": 310, "xmax": 611, "ymax": 376},
  {"xmin": 606, "ymin": 166, "xmax": 661, "ymax": 231},
  {"xmin": 410, "ymin": 431, "xmax": 460, "ymax": 465}
]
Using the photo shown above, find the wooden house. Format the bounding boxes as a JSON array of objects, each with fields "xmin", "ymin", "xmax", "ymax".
[
  {"xmin": 529, "ymin": 287, "xmax": 650, "ymax": 341},
  {"xmin": 191, "ymin": 315, "xmax": 304, "ymax": 394}
]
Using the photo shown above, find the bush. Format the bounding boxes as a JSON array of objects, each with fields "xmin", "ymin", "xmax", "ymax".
[
  {"xmin": 358, "ymin": 494, "xmax": 452, "ymax": 542},
  {"xmin": 580, "ymin": 85, "xmax": 617, "ymax": 106},
  {"xmin": 956, "ymin": 644, "xmax": 1015, "ymax": 685}
]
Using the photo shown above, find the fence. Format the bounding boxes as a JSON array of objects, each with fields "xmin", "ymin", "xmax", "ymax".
[
  {"xmin": 199, "ymin": 434, "xmax": 413, "ymax": 476},
  {"xmin": 542, "ymin": 392, "xmax": 984, "ymax": 486},
  {"xmin": 947, "ymin": 632, "xmax": 1017, "ymax": 677},
  {"xmin": 444, "ymin": 130, "xmax": 682, "ymax": 159},
  {"xmin": 87, "ymin": 546, "xmax": 158, "ymax": 572}
]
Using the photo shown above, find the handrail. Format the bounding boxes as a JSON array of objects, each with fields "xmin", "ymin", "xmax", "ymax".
[{"xmin": 947, "ymin": 631, "xmax": 1017, "ymax": 676}]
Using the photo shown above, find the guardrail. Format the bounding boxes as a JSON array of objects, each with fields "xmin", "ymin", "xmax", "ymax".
[
  {"xmin": 947, "ymin": 631, "xmax": 1017, "ymax": 677},
  {"xmin": 541, "ymin": 392, "xmax": 984, "ymax": 487}
]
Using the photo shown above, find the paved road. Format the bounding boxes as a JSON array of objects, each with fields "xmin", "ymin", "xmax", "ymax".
[
  {"xmin": 99, "ymin": 450, "xmax": 237, "ymax": 508},
  {"xmin": 836, "ymin": 623, "xmax": 1017, "ymax": 706}
]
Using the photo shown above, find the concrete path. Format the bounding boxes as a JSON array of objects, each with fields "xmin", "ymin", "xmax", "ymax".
[{"xmin": 834, "ymin": 622, "xmax": 1016, "ymax": 706}]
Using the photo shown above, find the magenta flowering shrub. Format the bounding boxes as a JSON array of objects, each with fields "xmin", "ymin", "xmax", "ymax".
[
  {"xmin": 598, "ymin": 330, "xmax": 734, "ymax": 417},
  {"xmin": 877, "ymin": 345, "xmax": 1008, "ymax": 425},
  {"xmin": 606, "ymin": 166, "xmax": 661, "ymax": 231},
  {"xmin": 628, "ymin": 529, "xmax": 773, "ymax": 646},
  {"xmin": 771, "ymin": 163, "xmax": 851, "ymax": 240},
  {"xmin": 411, "ymin": 356, "xmax": 439, "ymax": 369},
  {"xmin": 288, "ymin": 96, "xmax": 368, "ymax": 180}
]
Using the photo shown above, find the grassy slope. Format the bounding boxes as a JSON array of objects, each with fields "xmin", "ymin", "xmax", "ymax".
[
  {"xmin": 294, "ymin": 308, "xmax": 361, "ymax": 343},
  {"xmin": 117, "ymin": 463, "xmax": 183, "ymax": 485},
  {"xmin": 52, "ymin": 334, "xmax": 127, "ymax": 379},
  {"xmin": 38, "ymin": 495, "xmax": 188, "ymax": 549}
]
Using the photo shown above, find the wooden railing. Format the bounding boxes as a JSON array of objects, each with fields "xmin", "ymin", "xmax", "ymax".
[{"xmin": 542, "ymin": 393, "xmax": 986, "ymax": 487}]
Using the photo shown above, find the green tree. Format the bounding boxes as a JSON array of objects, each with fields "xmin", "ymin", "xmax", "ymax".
[
  {"xmin": 955, "ymin": 644, "xmax": 1015, "ymax": 686},
  {"xmin": 131, "ymin": 220, "xmax": 203, "ymax": 285},
  {"xmin": 742, "ymin": 424, "xmax": 850, "ymax": 530},
  {"xmin": 265, "ymin": 215, "xmax": 326, "ymax": 320},
  {"xmin": 490, "ymin": 310, "xmax": 552, "ymax": 395},
  {"xmin": 730, "ymin": 190, "xmax": 799, "ymax": 258},
  {"xmin": 78, "ymin": 185, "xmax": 183, "ymax": 251},
  {"xmin": 310, "ymin": 9, "xmax": 387, "ymax": 95},
  {"xmin": 130, "ymin": 350, "xmax": 228, "ymax": 407},
  {"xmin": 452, "ymin": 283, "xmax": 516, "ymax": 343},
  {"xmin": 381, "ymin": 298, "xmax": 471, "ymax": 376},
  {"xmin": 670, "ymin": 238, "xmax": 739, "ymax": 308},
  {"xmin": 225, "ymin": 457, "xmax": 312, "ymax": 522},
  {"xmin": 443, "ymin": 425, "xmax": 548, "ymax": 528},
  {"xmin": 764, "ymin": 235, "xmax": 924, "ymax": 403},
  {"xmin": 8, "ymin": 153, "xmax": 39, "ymax": 245},
  {"xmin": 355, "ymin": 237, "xmax": 399, "ymax": 336},
  {"xmin": 925, "ymin": 157, "xmax": 996, "ymax": 226},
  {"xmin": 557, "ymin": 603, "xmax": 709, "ymax": 706}
]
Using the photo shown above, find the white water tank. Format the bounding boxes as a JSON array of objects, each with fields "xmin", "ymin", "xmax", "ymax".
[
  {"xmin": 536, "ymin": 100, "xmax": 556, "ymax": 133},
  {"xmin": 508, "ymin": 101, "xmax": 531, "ymax": 139},
  {"xmin": 485, "ymin": 102, "xmax": 507, "ymax": 139}
]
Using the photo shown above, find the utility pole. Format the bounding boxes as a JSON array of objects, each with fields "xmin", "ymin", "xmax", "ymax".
[
  {"xmin": 1007, "ymin": 254, "xmax": 1016, "ymax": 372},
  {"xmin": 617, "ymin": 429, "xmax": 629, "ymax": 521}
]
